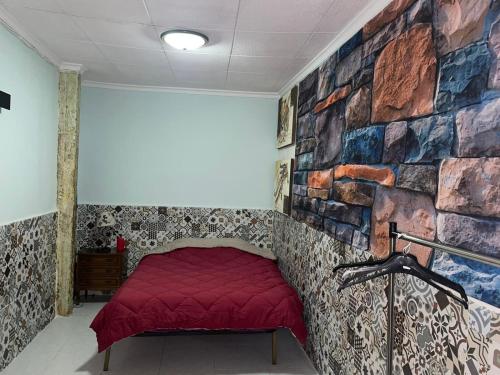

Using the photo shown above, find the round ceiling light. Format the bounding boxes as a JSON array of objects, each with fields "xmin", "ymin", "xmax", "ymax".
[{"xmin": 161, "ymin": 30, "xmax": 209, "ymax": 50}]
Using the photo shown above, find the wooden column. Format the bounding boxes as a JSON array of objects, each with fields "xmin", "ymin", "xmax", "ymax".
[{"xmin": 56, "ymin": 69, "xmax": 81, "ymax": 316}]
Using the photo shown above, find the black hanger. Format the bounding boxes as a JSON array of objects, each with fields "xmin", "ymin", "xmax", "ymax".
[{"xmin": 338, "ymin": 252, "xmax": 468, "ymax": 308}]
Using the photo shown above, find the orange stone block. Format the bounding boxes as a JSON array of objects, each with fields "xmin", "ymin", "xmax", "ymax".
[
  {"xmin": 372, "ymin": 24, "xmax": 436, "ymax": 123},
  {"xmin": 308, "ymin": 188, "xmax": 329, "ymax": 200},
  {"xmin": 308, "ymin": 169, "xmax": 334, "ymax": 189},
  {"xmin": 314, "ymin": 85, "xmax": 352, "ymax": 113},
  {"xmin": 363, "ymin": 0, "xmax": 417, "ymax": 40},
  {"xmin": 334, "ymin": 165, "xmax": 395, "ymax": 187}
]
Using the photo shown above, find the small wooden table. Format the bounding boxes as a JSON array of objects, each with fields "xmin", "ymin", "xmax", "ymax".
[{"xmin": 75, "ymin": 248, "xmax": 126, "ymax": 304}]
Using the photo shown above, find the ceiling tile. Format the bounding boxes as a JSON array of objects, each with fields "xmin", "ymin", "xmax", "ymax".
[
  {"xmin": 49, "ymin": 39, "xmax": 107, "ymax": 63},
  {"xmin": 99, "ymin": 45, "xmax": 169, "ymax": 66},
  {"xmin": 297, "ymin": 32, "xmax": 337, "ymax": 58},
  {"xmin": 315, "ymin": 0, "xmax": 372, "ymax": 33},
  {"xmin": 229, "ymin": 56, "xmax": 297, "ymax": 75},
  {"xmin": 116, "ymin": 64, "xmax": 175, "ymax": 86},
  {"xmin": 145, "ymin": 0, "xmax": 238, "ymax": 30},
  {"xmin": 5, "ymin": 6, "xmax": 88, "ymax": 41},
  {"xmin": 0, "ymin": 0, "xmax": 64, "ymax": 13},
  {"xmin": 158, "ymin": 29, "xmax": 234, "ymax": 56},
  {"xmin": 74, "ymin": 18, "xmax": 162, "ymax": 50},
  {"xmin": 61, "ymin": 0, "xmax": 150, "ymax": 24},
  {"xmin": 174, "ymin": 70, "xmax": 227, "ymax": 86},
  {"xmin": 232, "ymin": 32, "xmax": 310, "ymax": 58},
  {"xmin": 226, "ymin": 71, "xmax": 280, "ymax": 92},
  {"xmin": 81, "ymin": 61, "xmax": 122, "ymax": 82},
  {"xmin": 167, "ymin": 52, "xmax": 229, "ymax": 72},
  {"xmin": 237, "ymin": 0, "xmax": 333, "ymax": 33}
]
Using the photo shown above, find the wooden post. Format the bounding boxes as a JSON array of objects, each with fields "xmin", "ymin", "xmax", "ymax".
[{"xmin": 56, "ymin": 69, "xmax": 81, "ymax": 316}]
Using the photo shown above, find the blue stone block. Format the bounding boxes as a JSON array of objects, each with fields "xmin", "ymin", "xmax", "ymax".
[
  {"xmin": 293, "ymin": 172, "xmax": 308, "ymax": 185},
  {"xmin": 432, "ymin": 251, "xmax": 500, "ymax": 307},
  {"xmin": 298, "ymin": 69, "xmax": 318, "ymax": 116},
  {"xmin": 296, "ymin": 152, "xmax": 313, "ymax": 170},
  {"xmin": 338, "ymin": 30, "xmax": 363, "ymax": 62},
  {"xmin": 405, "ymin": 114, "xmax": 454, "ymax": 163},
  {"xmin": 341, "ymin": 126, "xmax": 385, "ymax": 164},
  {"xmin": 436, "ymin": 42, "xmax": 491, "ymax": 112},
  {"xmin": 361, "ymin": 208, "xmax": 371, "ymax": 235}
]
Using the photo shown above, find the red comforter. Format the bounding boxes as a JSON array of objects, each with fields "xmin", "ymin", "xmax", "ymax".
[{"xmin": 90, "ymin": 247, "xmax": 307, "ymax": 352}]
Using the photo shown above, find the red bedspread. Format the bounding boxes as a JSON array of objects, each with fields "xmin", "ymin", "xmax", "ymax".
[{"xmin": 90, "ymin": 247, "xmax": 307, "ymax": 352}]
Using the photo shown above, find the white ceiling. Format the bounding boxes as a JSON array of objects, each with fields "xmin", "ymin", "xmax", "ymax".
[{"xmin": 0, "ymin": 0, "xmax": 377, "ymax": 93}]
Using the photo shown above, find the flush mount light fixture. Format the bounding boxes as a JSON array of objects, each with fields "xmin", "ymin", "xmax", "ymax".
[{"xmin": 161, "ymin": 30, "xmax": 209, "ymax": 50}]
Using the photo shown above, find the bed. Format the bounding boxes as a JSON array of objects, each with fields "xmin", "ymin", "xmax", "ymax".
[{"xmin": 90, "ymin": 239, "xmax": 308, "ymax": 371}]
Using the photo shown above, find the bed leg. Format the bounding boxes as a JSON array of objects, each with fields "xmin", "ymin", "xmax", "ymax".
[
  {"xmin": 272, "ymin": 331, "xmax": 277, "ymax": 365},
  {"xmin": 103, "ymin": 347, "xmax": 111, "ymax": 371}
]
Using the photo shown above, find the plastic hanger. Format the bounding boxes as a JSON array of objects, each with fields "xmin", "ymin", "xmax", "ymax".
[{"xmin": 336, "ymin": 244, "xmax": 469, "ymax": 308}]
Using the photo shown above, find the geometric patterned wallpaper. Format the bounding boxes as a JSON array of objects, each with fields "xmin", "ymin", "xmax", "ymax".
[
  {"xmin": 76, "ymin": 204, "xmax": 274, "ymax": 274},
  {"xmin": 0, "ymin": 213, "xmax": 57, "ymax": 371},
  {"xmin": 273, "ymin": 212, "xmax": 500, "ymax": 375}
]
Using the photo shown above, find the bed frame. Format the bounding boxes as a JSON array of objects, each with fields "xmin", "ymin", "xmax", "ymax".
[{"xmin": 103, "ymin": 329, "xmax": 278, "ymax": 371}]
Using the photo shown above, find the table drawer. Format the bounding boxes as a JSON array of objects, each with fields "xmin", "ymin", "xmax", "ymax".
[
  {"xmin": 78, "ymin": 267, "xmax": 121, "ymax": 278},
  {"xmin": 78, "ymin": 254, "xmax": 122, "ymax": 268},
  {"xmin": 78, "ymin": 278, "xmax": 122, "ymax": 290}
]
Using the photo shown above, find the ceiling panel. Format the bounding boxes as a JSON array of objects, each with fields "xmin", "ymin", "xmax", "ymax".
[
  {"xmin": 229, "ymin": 56, "xmax": 298, "ymax": 75},
  {"xmin": 145, "ymin": 0, "xmax": 239, "ymax": 30},
  {"xmin": 116, "ymin": 64, "xmax": 175, "ymax": 86},
  {"xmin": 167, "ymin": 52, "xmax": 229, "ymax": 72},
  {"xmin": 1, "ymin": 0, "xmax": 378, "ymax": 92},
  {"xmin": 49, "ymin": 39, "xmax": 108, "ymax": 63},
  {"xmin": 4, "ymin": 6, "xmax": 87, "ymax": 41},
  {"xmin": 61, "ymin": 0, "xmax": 150, "ymax": 24},
  {"xmin": 237, "ymin": 0, "xmax": 333, "ymax": 32},
  {"xmin": 0, "ymin": 0, "xmax": 64, "ymax": 13},
  {"xmin": 315, "ymin": 0, "xmax": 372, "ymax": 33},
  {"xmin": 297, "ymin": 32, "xmax": 338, "ymax": 58},
  {"xmin": 99, "ymin": 45, "xmax": 169, "ymax": 66},
  {"xmin": 232, "ymin": 32, "xmax": 310, "ymax": 58},
  {"xmin": 226, "ymin": 71, "xmax": 282, "ymax": 92},
  {"xmin": 74, "ymin": 18, "xmax": 162, "ymax": 50}
]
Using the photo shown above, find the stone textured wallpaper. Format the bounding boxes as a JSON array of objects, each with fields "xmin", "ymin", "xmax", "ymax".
[
  {"xmin": 274, "ymin": 212, "xmax": 500, "ymax": 375},
  {"xmin": 292, "ymin": 0, "xmax": 499, "ymax": 306},
  {"xmin": 76, "ymin": 204, "xmax": 274, "ymax": 274},
  {"xmin": 0, "ymin": 213, "xmax": 57, "ymax": 371}
]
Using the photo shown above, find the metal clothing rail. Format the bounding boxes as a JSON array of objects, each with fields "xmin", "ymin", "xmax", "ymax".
[{"xmin": 385, "ymin": 222, "xmax": 500, "ymax": 375}]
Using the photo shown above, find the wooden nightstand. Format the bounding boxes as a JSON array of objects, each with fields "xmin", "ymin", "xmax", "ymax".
[{"xmin": 75, "ymin": 248, "xmax": 126, "ymax": 303}]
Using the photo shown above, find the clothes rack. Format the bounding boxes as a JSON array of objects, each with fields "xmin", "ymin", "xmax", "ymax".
[{"xmin": 384, "ymin": 222, "xmax": 500, "ymax": 375}]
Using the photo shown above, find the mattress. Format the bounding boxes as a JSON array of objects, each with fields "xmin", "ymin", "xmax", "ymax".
[{"xmin": 90, "ymin": 246, "xmax": 307, "ymax": 352}]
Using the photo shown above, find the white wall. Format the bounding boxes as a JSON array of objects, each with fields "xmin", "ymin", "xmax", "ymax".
[
  {"xmin": 78, "ymin": 86, "xmax": 278, "ymax": 209},
  {"xmin": 0, "ymin": 24, "xmax": 58, "ymax": 225}
]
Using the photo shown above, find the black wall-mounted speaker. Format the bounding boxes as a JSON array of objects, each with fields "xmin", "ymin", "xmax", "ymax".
[{"xmin": 0, "ymin": 91, "xmax": 11, "ymax": 110}]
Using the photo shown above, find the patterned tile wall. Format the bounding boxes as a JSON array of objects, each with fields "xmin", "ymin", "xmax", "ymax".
[
  {"xmin": 76, "ymin": 204, "xmax": 274, "ymax": 273},
  {"xmin": 273, "ymin": 212, "xmax": 500, "ymax": 375},
  {"xmin": 0, "ymin": 213, "xmax": 57, "ymax": 371}
]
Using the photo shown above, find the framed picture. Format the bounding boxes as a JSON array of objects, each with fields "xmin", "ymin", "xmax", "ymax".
[
  {"xmin": 274, "ymin": 159, "xmax": 294, "ymax": 215},
  {"xmin": 277, "ymin": 86, "xmax": 298, "ymax": 149}
]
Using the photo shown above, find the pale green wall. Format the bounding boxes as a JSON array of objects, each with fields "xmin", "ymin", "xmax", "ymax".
[
  {"xmin": 0, "ymin": 24, "xmax": 59, "ymax": 225},
  {"xmin": 79, "ymin": 87, "xmax": 278, "ymax": 209}
]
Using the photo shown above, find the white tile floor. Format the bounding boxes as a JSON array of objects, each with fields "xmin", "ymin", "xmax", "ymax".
[{"xmin": 3, "ymin": 303, "xmax": 318, "ymax": 375}]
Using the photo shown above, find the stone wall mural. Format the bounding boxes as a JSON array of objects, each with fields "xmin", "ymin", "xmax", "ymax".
[
  {"xmin": 0, "ymin": 213, "xmax": 57, "ymax": 371},
  {"xmin": 291, "ymin": 0, "xmax": 500, "ymax": 306},
  {"xmin": 273, "ymin": 212, "xmax": 500, "ymax": 375},
  {"xmin": 76, "ymin": 204, "xmax": 274, "ymax": 274}
]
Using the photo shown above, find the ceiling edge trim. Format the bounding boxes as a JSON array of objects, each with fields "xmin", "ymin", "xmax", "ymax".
[
  {"xmin": 0, "ymin": 4, "xmax": 61, "ymax": 67},
  {"xmin": 278, "ymin": 0, "xmax": 393, "ymax": 96},
  {"xmin": 60, "ymin": 62, "xmax": 86, "ymax": 73},
  {"xmin": 82, "ymin": 81, "xmax": 280, "ymax": 99}
]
